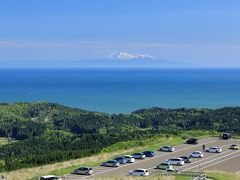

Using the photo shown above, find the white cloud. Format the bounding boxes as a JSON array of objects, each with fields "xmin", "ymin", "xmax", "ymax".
[
  {"xmin": 128, "ymin": 42, "xmax": 192, "ymax": 49},
  {"xmin": 0, "ymin": 40, "xmax": 106, "ymax": 48},
  {"xmin": 0, "ymin": 39, "xmax": 191, "ymax": 49}
]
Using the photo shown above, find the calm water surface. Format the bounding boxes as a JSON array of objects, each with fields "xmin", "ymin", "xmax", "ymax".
[{"xmin": 0, "ymin": 68, "xmax": 240, "ymax": 113}]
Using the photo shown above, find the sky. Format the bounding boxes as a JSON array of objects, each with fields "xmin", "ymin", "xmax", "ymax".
[{"xmin": 0, "ymin": 0, "xmax": 240, "ymax": 68}]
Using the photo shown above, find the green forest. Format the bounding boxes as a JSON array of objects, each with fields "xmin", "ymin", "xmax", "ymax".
[{"xmin": 0, "ymin": 102, "xmax": 239, "ymax": 171}]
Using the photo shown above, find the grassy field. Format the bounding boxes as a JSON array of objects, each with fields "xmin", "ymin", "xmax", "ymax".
[
  {"xmin": 0, "ymin": 138, "xmax": 8, "ymax": 145},
  {"xmin": 0, "ymin": 137, "xmax": 16, "ymax": 146},
  {"xmin": 206, "ymin": 171, "xmax": 240, "ymax": 180},
  {"xmin": 1, "ymin": 130, "xmax": 218, "ymax": 180}
]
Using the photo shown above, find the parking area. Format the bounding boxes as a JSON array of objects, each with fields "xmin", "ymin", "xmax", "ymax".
[{"xmin": 64, "ymin": 138, "xmax": 240, "ymax": 179}]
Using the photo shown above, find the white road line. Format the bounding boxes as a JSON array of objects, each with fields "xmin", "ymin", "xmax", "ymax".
[
  {"xmin": 182, "ymin": 150, "xmax": 240, "ymax": 171},
  {"xmin": 199, "ymin": 154, "xmax": 240, "ymax": 171},
  {"xmin": 236, "ymin": 170, "xmax": 240, "ymax": 174},
  {"xmin": 148, "ymin": 143, "xmax": 231, "ymax": 170},
  {"xmin": 85, "ymin": 139, "xmax": 217, "ymax": 178},
  {"xmin": 180, "ymin": 144, "xmax": 232, "ymax": 167}
]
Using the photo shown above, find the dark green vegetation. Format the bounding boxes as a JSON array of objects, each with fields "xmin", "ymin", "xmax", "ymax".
[{"xmin": 0, "ymin": 102, "xmax": 239, "ymax": 172}]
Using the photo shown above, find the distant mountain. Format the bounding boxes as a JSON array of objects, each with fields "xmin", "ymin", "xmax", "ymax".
[{"xmin": 107, "ymin": 51, "xmax": 155, "ymax": 60}]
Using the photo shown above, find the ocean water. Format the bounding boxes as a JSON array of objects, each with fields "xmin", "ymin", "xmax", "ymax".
[{"xmin": 0, "ymin": 68, "xmax": 240, "ymax": 113}]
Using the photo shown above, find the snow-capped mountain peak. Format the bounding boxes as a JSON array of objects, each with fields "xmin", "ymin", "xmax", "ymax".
[{"xmin": 107, "ymin": 52, "xmax": 155, "ymax": 60}]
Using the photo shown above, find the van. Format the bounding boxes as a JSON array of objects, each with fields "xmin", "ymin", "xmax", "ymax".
[{"xmin": 165, "ymin": 158, "xmax": 185, "ymax": 166}]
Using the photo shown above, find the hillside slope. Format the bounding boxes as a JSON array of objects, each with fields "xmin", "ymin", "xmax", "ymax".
[{"xmin": 0, "ymin": 102, "xmax": 239, "ymax": 171}]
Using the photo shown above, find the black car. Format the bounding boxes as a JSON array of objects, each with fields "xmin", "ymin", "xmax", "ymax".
[
  {"xmin": 180, "ymin": 156, "xmax": 192, "ymax": 163},
  {"xmin": 221, "ymin": 133, "xmax": 231, "ymax": 140},
  {"xmin": 186, "ymin": 138, "xmax": 198, "ymax": 144}
]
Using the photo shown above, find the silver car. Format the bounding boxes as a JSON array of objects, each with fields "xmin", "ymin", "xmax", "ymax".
[
  {"xmin": 102, "ymin": 160, "xmax": 120, "ymax": 167},
  {"xmin": 132, "ymin": 152, "xmax": 146, "ymax": 159},
  {"xmin": 74, "ymin": 167, "xmax": 93, "ymax": 175},
  {"xmin": 160, "ymin": 145, "xmax": 175, "ymax": 152}
]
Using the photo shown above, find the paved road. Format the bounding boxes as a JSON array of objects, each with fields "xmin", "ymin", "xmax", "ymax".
[{"xmin": 64, "ymin": 138, "xmax": 240, "ymax": 179}]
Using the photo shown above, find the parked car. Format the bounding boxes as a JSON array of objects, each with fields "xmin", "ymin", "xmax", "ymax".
[
  {"xmin": 221, "ymin": 132, "xmax": 231, "ymax": 140},
  {"xmin": 114, "ymin": 156, "xmax": 127, "ymax": 164},
  {"xmin": 40, "ymin": 175, "xmax": 62, "ymax": 180},
  {"xmin": 205, "ymin": 147, "xmax": 222, "ymax": 153},
  {"xmin": 156, "ymin": 162, "xmax": 173, "ymax": 170},
  {"xmin": 165, "ymin": 158, "xmax": 185, "ymax": 166},
  {"xmin": 142, "ymin": 150, "xmax": 155, "ymax": 157},
  {"xmin": 229, "ymin": 144, "xmax": 239, "ymax": 150},
  {"xmin": 132, "ymin": 152, "xmax": 146, "ymax": 159},
  {"xmin": 102, "ymin": 160, "xmax": 120, "ymax": 167},
  {"xmin": 123, "ymin": 155, "xmax": 135, "ymax": 163},
  {"xmin": 160, "ymin": 145, "xmax": 175, "ymax": 152},
  {"xmin": 190, "ymin": 151, "xmax": 203, "ymax": 158},
  {"xmin": 129, "ymin": 169, "xmax": 150, "ymax": 176},
  {"xmin": 180, "ymin": 156, "xmax": 192, "ymax": 163},
  {"xmin": 74, "ymin": 167, "xmax": 93, "ymax": 175},
  {"xmin": 165, "ymin": 169, "xmax": 181, "ymax": 174},
  {"xmin": 186, "ymin": 138, "xmax": 199, "ymax": 144}
]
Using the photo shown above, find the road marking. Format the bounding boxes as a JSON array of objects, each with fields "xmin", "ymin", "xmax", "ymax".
[
  {"xmin": 199, "ymin": 154, "xmax": 240, "ymax": 171},
  {"xmin": 179, "ymin": 144, "xmax": 231, "ymax": 169},
  {"xmin": 236, "ymin": 170, "xmax": 240, "ymax": 174},
  {"xmin": 82, "ymin": 139, "xmax": 217, "ymax": 178},
  {"xmin": 147, "ymin": 143, "xmax": 231, "ymax": 171},
  {"xmin": 182, "ymin": 150, "xmax": 240, "ymax": 171}
]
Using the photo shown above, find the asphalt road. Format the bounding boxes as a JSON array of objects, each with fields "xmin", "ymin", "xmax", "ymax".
[{"xmin": 64, "ymin": 138, "xmax": 240, "ymax": 179}]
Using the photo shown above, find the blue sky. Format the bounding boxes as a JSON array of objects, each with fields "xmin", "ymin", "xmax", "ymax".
[{"xmin": 0, "ymin": 0, "xmax": 240, "ymax": 68}]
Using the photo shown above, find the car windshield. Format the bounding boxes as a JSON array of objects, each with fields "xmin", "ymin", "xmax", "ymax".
[
  {"xmin": 161, "ymin": 163, "xmax": 168, "ymax": 165},
  {"xmin": 80, "ymin": 168, "xmax": 86, "ymax": 170}
]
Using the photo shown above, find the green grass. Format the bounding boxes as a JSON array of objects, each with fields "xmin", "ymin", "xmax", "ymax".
[
  {"xmin": 50, "ymin": 137, "xmax": 184, "ymax": 176},
  {"xmin": 0, "ymin": 137, "xmax": 16, "ymax": 145},
  {"xmin": 175, "ymin": 176, "xmax": 192, "ymax": 180},
  {"xmin": 49, "ymin": 130, "xmax": 218, "ymax": 177},
  {"xmin": 206, "ymin": 171, "xmax": 240, "ymax": 180}
]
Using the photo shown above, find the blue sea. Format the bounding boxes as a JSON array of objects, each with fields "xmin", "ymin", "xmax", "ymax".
[{"xmin": 0, "ymin": 68, "xmax": 240, "ymax": 113}]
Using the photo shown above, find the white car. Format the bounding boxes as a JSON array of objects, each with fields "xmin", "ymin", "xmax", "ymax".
[
  {"xmin": 132, "ymin": 152, "xmax": 146, "ymax": 159},
  {"xmin": 123, "ymin": 155, "xmax": 135, "ymax": 163},
  {"xmin": 40, "ymin": 175, "xmax": 62, "ymax": 180},
  {"xmin": 190, "ymin": 151, "xmax": 203, "ymax": 158},
  {"xmin": 74, "ymin": 167, "xmax": 93, "ymax": 175},
  {"xmin": 160, "ymin": 146, "xmax": 175, "ymax": 152},
  {"xmin": 205, "ymin": 147, "xmax": 222, "ymax": 153},
  {"xmin": 165, "ymin": 158, "xmax": 185, "ymax": 166},
  {"xmin": 102, "ymin": 160, "xmax": 120, "ymax": 167},
  {"xmin": 129, "ymin": 169, "xmax": 150, "ymax": 176}
]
